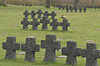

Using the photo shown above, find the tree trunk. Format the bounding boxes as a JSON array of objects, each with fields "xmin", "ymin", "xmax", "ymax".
[
  {"xmin": 92, "ymin": 0, "xmax": 95, "ymax": 7},
  {"xmin": 0, "ymin": 0, "xmax": 7, "ymax": 6},
  {"xmin": 74, "ymin": 0, "xmax": 79, "ymax": 7},
  {"xmin": 46, "ymin": 0, "xmax": 50, "ymax": 8}
]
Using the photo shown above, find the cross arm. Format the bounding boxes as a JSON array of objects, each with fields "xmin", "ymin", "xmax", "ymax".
[
  {"xmin": 21, "ymin": 43, "xmax": 26, "ymax": 51},
  {"xmin": 2, "ymin": 42, "xmax": 7, "ymax": 49},
  {"xmin": 13, "ymin": 43, "xmax": 20, "ymax": 50}
]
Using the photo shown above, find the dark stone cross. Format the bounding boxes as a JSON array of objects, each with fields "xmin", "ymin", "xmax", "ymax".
[
  {"xmin": 23, "ymin": 10, "xmax": 29, "ymax": 17},
  {"xmin": 74, "ymin": 7, "xmax": 78, "ymax": 12},
  {"xmin": 2, "ymin": 36, "xmax": 20, "ymax": 59},
  {"xmin": 50, "ymin": 19, "xmax": 59, "ymax": 30},
  {"xmin": 82, "ymin": 43, "xmax": 100, "ymax": 66},
  {"xmin": 83, "ymin": 7, "xmax": 87, "ymax": 12},
  {"xmin": 21, "ymin": 36, "xmax": 40, "ymax": 62},
  {"xmin": 30, "ymin": 10, "xmax": 36, "ymax": 18},
  {"xmin": 21, "ymin": 17, "xmax": 29, "ymax": 29},
  {"xmin": 31, "ymin": 18, "xmax": 40, "ymax": 30},
  {"xmin": 40, "ymin": 16, "xmax": 50, "ymax": 30},
  {"xmin": 41, "ymin": 35, "xmax": 61, "ymax": 62},
  {"xmin": 60, "ymin": 19, "xmax": 70, "ymax": 31},
  {"xmin": 50, "ymin": 11, "xmax": 56, "ymax": 19},
  {"xmin": 43, "ymin": 11, "xmax": 49, "ymax": 18},
  {"xmin": 79, "ymin": 8, "xmax": 82, "ymax": 12},
  {"xmin": 66, "ymin": 7, "xmax": 69, "ymax": 12},
  {"xmin": 62, "ymin": 41, "xmax": 81, "ymax": 65},
  {"xmin": 59, "ymin": 5, "xmax": 61, "ymax": 10},
  {"xmin": 70, "ymin": 7, "xmax": 73, "ymax": 12},
  {"xmin": 36, "ymin": 9, "xmax": 43, "ymax": 18}
]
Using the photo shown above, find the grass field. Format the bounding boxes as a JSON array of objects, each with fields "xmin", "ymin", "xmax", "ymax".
[{"xmin": 0, "ymin": 5, "xmax": 100, "ymax": 66}]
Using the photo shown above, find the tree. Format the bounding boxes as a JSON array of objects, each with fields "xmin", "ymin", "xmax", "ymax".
[
  {"xmin": 0, "ymin": 0, "xmax": 7, "ymax": 6},
  {"xmin": 46, "ymin": 0, "xmax": 50, "ymax": 8},
  {"xmin": 74, "ymin": 0, "xmax": 79, "ymax": 7},
  {"xmin": 92, "ymin": 0, "xmax": 95, "ymax": 7}
]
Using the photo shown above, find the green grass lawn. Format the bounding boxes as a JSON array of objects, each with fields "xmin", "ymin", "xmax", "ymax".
[{"xmin": 0, "ymin": 5, "xmax": 100, "ymax": 66}]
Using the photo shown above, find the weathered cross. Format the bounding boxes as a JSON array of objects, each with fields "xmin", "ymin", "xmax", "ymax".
[
  {"xmin": 41, "ymin": 35, "xmax": 61, "ymax": 62},
  {"xmin": 60, "ymin": 19, "xmax": 70, "ymax": 31},
  {"xmin": 43, "ymin": 11, "xmax": 49, "ymax": 18},
  {"xmin": 82, "ymin": 43, "xmax": 100, "ymax": 66},
  {"xmin": 21, "ymin": 17, "xmax": 29, "ymax": 29},
  {"xmin": 79, "ymin": 8, "xmax": 82, "ymax": 12},
  {"xmin": 30, "ymin": 10, "xmax": 36, "ymax": 18},
  {"xmin": 62, "ymin": 41, "xmax": 81, "ymax": 65},
  {"xmin": 40, "ymin": 16, "xmax": 50, "ymax": 30},
  {"xmin": 21, "ymin": 36, "xmax": 40, "ymax": 62},
  {"xmin": 50, "ymin": 11, "xmax": 56, "ymax": 19},
  {"xmin": 23, "ymin": 10, "xmax": 29, "ymax": 17},
  {"xmin": 31, "ymin": 18, "xmax": 40, "ymax": 30},
  {"xmin": 36, "ymin": 9, "xmax": 43, "ymax": 18},
  {"xmin": 50, "ymin": 19, "xmax": 59, "ymax": 30},
  {"xmin": 2, "ymin": 36, "xmax": 20, "ymax": 59}
]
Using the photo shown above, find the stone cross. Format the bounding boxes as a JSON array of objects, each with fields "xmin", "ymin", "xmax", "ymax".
[
  {"xmin": 60, "ymin": 19, "xmax": 70, "ymax": 31},
  {"xmin": 59, "ymin": 5, "xmax": 61, "ymax": 10},
  {"xmin": 50, "ymin": 11, "xmax": 56, "ymax": 19},
  {"xmin": 36, "ymin": 9, "xmax": 43, "ymax": 18},
  {"xmin": 79, "ymin": 8, "xmax": 82, "ymax": 12},
  {"xmin": 62, "ymin": 41, "xmax": 81, "ymax": 65},
  {"xmin": 66, "ymin": 7, "xmax": 69, "ymax": 12},
  {"xmin": 43, "ymin": 11, "xmax": 49, "ymax": 18},
  {"xmin": 21, "ymin": 17, "xmax": 29, "ymax": 29},
  {"xmin": 82, "ymin": 43, "xmax": 100, "ymax": 66},
  {"xmin": 40, "ymin": 16, "xmax": 50, "ymax": 30},
  {"xmin": 74, "ymin": 7, "xmax": 78, "ymax": 12},
  {"xmin": 31, "ymin": 18, "xmax": 40, "ymax": 30},
  {"xmin": 23, "ymin": 10, "xmax": 29, "ymax": 17},
  {"xmin": 41, "ymin": 35, "xmax": 61, "ymax": 62},
  {"xmin": 21, "ymin": 36, "xmax": 40, "ymax": 62},
  {"xmin": 50, "ymin": 19, "xmax": 59, "ymax": 30},
  {"xmin": 70, "ymin": 6, "xmax": 73, "ymax": 12},
  {"xmin": 2, "ymin": 36, "xmax": 20, "ymax": 59},
  {"xmin": 83, "ymin": 7, "xmax": 87, "ymax": 12},
  {"xmin": 30, "ymin": 10, "xmax": 36, "ymax": 18}
]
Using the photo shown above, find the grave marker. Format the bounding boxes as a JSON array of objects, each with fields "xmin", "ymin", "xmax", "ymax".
[
  {"xmin": 62, "ymin": 41, "xmax": 81, "ymax": 65},
  {"xmin": 36, "ymin": 9, "xmax": 43, "ymax": 18},
  {"xmin": 60, "ymin": 19, "xmax": 70, "ymax": 31},
  {"xmin": 21, "ymin": 36, "xmax": 40, "ymax": 62},
  {"xmin": 21, "ymin": 17, "xmax": 29, "ymax": 29},
  {"xmin": 50, "ymin": 19, "xmax": 59, "ymax": 30},
  {"xmin": 30, "ymin": 10, "xmax": 36, "ymax": 18},
  {"xmin": 40, "ymin": 16, "xmax": 50, "ymax": 30},
  {"xmin": 41, "ymin": 35, "xmax": 61, "ymax": 62},
  {"xmin": 2, "ymin": 36, "xmax": 20, "ymax": 59},
  {"xmin": 82, "ymin": 43, "xmax": 100, "ymax": 66},
  {"xmin": 23, "ymin": 10, "xmax": 29, "ymax": 17},
  {"xmin": 31, "ymin": 18, "xmax": 40, "ymax": 30}
]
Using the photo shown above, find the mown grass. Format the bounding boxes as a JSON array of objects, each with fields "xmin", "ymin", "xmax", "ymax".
[{"xmin": 0, "ymin": 5, "xmax": 100, "ymax": 66}]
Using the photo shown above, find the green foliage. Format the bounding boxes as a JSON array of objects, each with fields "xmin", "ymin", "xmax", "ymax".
[{"xmin": 0, "ymin": 5, "xmax": 100, "ymax": 66}]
